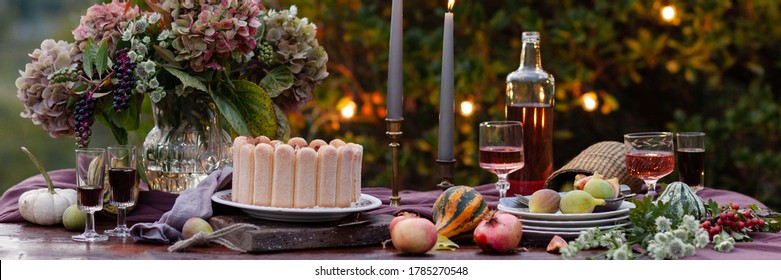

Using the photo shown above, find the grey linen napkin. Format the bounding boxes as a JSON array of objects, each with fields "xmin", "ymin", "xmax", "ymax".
[{"xmin": 130, "ymin": 167, "xmax": 233, "ymax": 244}]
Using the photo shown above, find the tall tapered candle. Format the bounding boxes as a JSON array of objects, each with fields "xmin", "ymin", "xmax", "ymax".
[
  {"xmin": 387, "ymin": 0, "xmax": 403, "ymax": 120},
  {"xmin": 438, "ymin": 0, "xmax": 455, "ymax": 161}
]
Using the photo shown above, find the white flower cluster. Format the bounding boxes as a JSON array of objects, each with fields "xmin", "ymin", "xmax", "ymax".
[
  {"xmin": 561, "ymin": 228, "xmax": 633, "ymax": 260},
  {"xmin": 712, "ymin": 232, "xmax": 736, "ymax": 253},
  {"xmin": 645, "ymin": 216, "xmax": 710, "ymax": 260},
  {"xmin": 121, "ymin": 14, "xmax": 167, "ymax": 103}
]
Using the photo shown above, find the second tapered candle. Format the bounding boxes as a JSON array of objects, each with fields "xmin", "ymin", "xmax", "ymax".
[{"xmin": 438, "ymin": 1, "xmax": 455, "ymax": 161}]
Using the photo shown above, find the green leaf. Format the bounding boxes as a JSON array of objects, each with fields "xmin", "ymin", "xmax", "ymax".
[
  {"xmin": 434, "ymin": 234, "xmax": 459, "ymax": 251},
  {"xmin": 83, "ymin": 40, "xmax": 97, "ymax": 79},
  {"xmin": 95, "ymin": 41, "xmax": 109, "ymax": 78},
  {"xmin": 164, "ymin": 67, "xmax": 208, "ymax": 92},
  {"xmin": 209, "ymin": 88, "xmax": 252, "ymax": 136},
  {"xmin": 154, "ymin": 45, "xmax": 181, "ymax": 68},
  {"xmin": 259, "ymin": 66, "xmax": 294, "ymax": 98},
  {"xmin": 230, "ymin": 80, "xmax": 277, "ymax": 137},
  {"xmin": 273, "ymin": 104, "xmax": 290, "ymax": 141},
  {"xmin": 96, "ymin": 114, "xmax": 128, "ymax": 145}
]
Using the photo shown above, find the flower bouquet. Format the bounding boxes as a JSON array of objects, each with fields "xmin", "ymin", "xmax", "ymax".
[{"xmin": 16, "ymin": 0, "xmax": 328, "ymax": 191}]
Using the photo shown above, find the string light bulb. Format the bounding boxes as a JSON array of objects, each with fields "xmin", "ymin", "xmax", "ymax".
[
  {"xmin": 460, "ymin": 100, "xmax": 474, "ymax": 116},
  {"xmin": 661, "ymin": 5, "xmax": 676, "ymax": 22},
  {"xmin": 582, "ymin": 92, "xmax": 598, "ymax": 112},
  {"xmin": 340, "ymin": 100, "xmax": 357, "ymax": 119}
]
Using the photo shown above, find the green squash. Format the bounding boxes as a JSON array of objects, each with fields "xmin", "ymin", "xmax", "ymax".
[
  {"xmin": 432, "ymin": 186, "xmax": 488, "ymax": 238},
  {"xmin": 657, "ymin": 181, "xmax": 705, "ymax": 219}
]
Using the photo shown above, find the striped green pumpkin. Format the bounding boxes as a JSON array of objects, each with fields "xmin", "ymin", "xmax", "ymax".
[
  {"xmin": 657, "ymin": 181, "xmax": 706, "ymax": 219},
  {"xmin": 432, "ymin": 186, "xmax": 489, "ymax": 238}
]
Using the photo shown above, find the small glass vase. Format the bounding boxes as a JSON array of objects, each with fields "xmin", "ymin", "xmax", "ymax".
[{"xmin": 142, "ymin": 91, "xmax": 231, "ymax": 193}]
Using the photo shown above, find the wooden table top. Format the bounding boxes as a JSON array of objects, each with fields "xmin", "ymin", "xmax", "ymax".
[{"xmin": 0, "ymin": 220, "xmax": 599, "ymax": 260}]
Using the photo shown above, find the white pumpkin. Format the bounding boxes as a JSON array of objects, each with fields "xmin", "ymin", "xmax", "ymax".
[
  {"xmin": 18, "ymin": 187, "xmax": 77, "ymax": 225},
  {"xmin": 18, "ymin": 147, "xmax": 79, "ymax": 226}
]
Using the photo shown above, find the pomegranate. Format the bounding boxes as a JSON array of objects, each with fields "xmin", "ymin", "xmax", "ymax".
[
  {"xmin": 390, "ymin": 217, "xmax": 438, "ymax": 254},
  {"xmin": 473, "ymin": 211, "xmax": 522, "ymax": 254},
  {"xmin": 389, "ymin": 212, "xmax": 418, "ymax": 232}
]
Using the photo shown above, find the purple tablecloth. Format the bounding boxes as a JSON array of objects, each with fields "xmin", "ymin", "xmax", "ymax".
[{"xmin": 1, "ymin": 169, "xmax": 778, "ymax": 259}]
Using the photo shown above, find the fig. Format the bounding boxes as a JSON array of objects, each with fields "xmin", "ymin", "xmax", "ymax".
[
  {"xmin": 182, "ymin": 217, "xmax": 213, "ymax": 239},
  {"xmin": 473, "ymin": 211, "xmax": 523, "ymax": 254},
  {"xmin": 584, "ymin": 172, "xmax": 617, "ymax": 199},
  {"xmin": 62, "ymin": 204, "xmax": 86, "ymax": 231},
  {"xmin": 529, "ymin": 189, "xmax": 560, "ymax": 213},
  {"xmin": 546, "ymin": 235, "xmax": 568, "ymax": 254},
  {"xmin": 390, "ymin": 217, "xmax": 438, "ymax": 255},
  {"xmin": 559, "ymin": 190, "xmax": 605, "ymax": 214}
]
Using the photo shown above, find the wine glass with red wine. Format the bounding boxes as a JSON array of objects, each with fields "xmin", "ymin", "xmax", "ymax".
[
  {"xmin": 105, "ymin": 145, "xmax": 137, "ymax": 238},
  {"xmin": 479, "ymin": 121, "xmax": 525, "ymax": 198},
  {"xmin": 624, "ymin": 132, "xmax": 675, "ymax": 197},
  {"xmin": 73, "ymin": 148, "xmax": 108, "ymax": 242}
]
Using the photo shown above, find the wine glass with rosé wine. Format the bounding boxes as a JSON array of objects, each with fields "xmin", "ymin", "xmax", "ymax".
[
  {"xmin": 479, "ymin": 121, "xmax": 525, "ymax": 198},
  {"xmin": 624, "ymin": 132, "xmax": 675, "ymax": 198}
]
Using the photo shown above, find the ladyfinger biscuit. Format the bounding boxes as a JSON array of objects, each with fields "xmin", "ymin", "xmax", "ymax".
[
  {"xmin": 231, "ymin": 137, "xmax": 248, "ymax": 202},
  {"xmin": 288, "ymin": 137, "xmax": 308, "ymax": 149},
  {"xmin": 237, "ymin": 143, "xmax": 255, "ymax": 205},
  {"xmin": 271, "ymin": 144, "xmax": 295, "ymax": 208},
  {"xmin": 347, "ymin": 143, "xmax": 364, "ymax": 203},
  {"xmin": 309, "ymin": 139, "xmax": 328, "ymax": 151},
  {"xmin": 255, "ymin": 135, "xmax": 271, "ymax": 145},
  {"xmin": 293, "ymin": 147, "xmax": 317, "ymax": 208},
  {"xmin": 316, "ymin": 145, "xmax": 338, "ymax": 207},
  {"xmin": 252, "ymin": 143, "xmax": 274, "ymax": 206},
  {"xmin": 329, "ymin": 139, "xmax": 346, "ymax": 148},
  {"xmin": 335, "ymin": 145, "xmax": 355, "ymax": 208}
]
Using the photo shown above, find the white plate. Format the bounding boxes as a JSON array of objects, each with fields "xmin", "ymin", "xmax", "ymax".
[
  {"xmin": 523, "ymin": 221, "xmax": 632, "ymax": 232},
  {"xmin": 211, "ymin": 190, "xmax": 382, "ymax": 222},
  {"xmin": 521, "ymin": 215, "xmax": 630, "ymax": 227},
  {"xmin": 498, "ymin": 197, "xmax": 635, "ymax": 221},
  {"xmin": 523, "ymin": 229, "xmax": 582, "ymax": 240}
]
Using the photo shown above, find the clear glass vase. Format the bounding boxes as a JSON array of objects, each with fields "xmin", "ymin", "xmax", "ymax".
[{"xmin": 142, "ymin": 91, "xmax": 232, "ymax": 193}]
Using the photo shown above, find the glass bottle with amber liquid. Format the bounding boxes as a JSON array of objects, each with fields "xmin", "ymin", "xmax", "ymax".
[{"xmin": 505, "ymin": 31, "xmax": 555, "ymax": 196}]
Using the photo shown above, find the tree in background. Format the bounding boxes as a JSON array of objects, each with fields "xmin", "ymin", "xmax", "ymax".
[{"xmin": 276, "ymin": 0, "xmax": 781, "ymax": 209}]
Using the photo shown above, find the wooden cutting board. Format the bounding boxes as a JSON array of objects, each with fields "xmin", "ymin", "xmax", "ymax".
[{"xmin": 209, "ymin": 214, "xmax": 392, "ymax": 253}]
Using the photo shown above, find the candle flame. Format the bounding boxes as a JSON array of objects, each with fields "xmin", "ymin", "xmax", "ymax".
[{"xmin": 448, "ymin": 0, "xmax": 455, "ymax": 11}]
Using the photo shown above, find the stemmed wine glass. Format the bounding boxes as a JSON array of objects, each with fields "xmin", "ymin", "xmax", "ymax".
[
  {"xmin": 624, "ymin": 132, "xmax": 675, "ymax": 197},
  {"xmin": 105, "ymin": 145, "xmax": 138, "ymax": 238},
  {"xmin": 479, "ymin": 121, "xmax": 525, "ymax": 198},
  {"xmin": 73, "ymin": 148, "xmax": 108, "ymax": 242}
]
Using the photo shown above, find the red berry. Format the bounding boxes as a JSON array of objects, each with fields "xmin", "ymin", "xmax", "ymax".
[
  {"xmin": 709, "ymin": 228, "xmax": 719, "ymax": 235},
  {"xmin": 732, "ymin": 204, "xmax": 740, "ymax": 210},
  {"xmin": 727, "ymin": 212, "xmax": 734, "ymax": 219},
  {"xmin": 759, "ymin": 219, "xmax": 766, "ymax": 227},
  {"xmin": 738, "ymin": 221, "xmax": 745, "ymax": 229},
  {"xmin": 720, "ymin": 213, "xmax": 727, "ymax": 220},
  {"xmin": 744, "ymin": 210, "xmax": 752, "ymax": 218},
  {"xmin": 731, "ymin": 225, "xmax": 738, "ymax": 231},
  {"xmin": 725, "ymin": 220, "xmax": 732, "ymax": 226},
  {"xmin": 702, "ymin": 221, "xmax": 711, "ymax": 228},
  {"xmin": 713, "ymin": 225, "xmax": 721, "ymax": 232},
  {"xmin": 751, "ymin": 218, "xmax": 759, "ymax": 225},
  {"xmin": 717, "ymin": 219, "xmax": 724, "ymax": 226}
]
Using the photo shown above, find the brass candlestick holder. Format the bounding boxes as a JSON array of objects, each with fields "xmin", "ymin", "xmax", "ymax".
[
  {"xmin": 437, "ymin": 159, "xmax": 456, "ymax": 190},
  {"xmin": 386, "ymin": 118, "xmax": 403, "ymax": 206}
]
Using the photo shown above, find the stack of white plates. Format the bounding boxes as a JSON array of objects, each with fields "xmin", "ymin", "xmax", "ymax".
[{"xmin": 497, "ymin": 197, "xmax": 635, "ymax": 242}]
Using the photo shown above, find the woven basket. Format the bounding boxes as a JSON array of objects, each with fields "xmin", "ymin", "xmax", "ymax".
[{"xmin": 544, "ymin": 141, "xmax": 644, "ymax": 193}]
